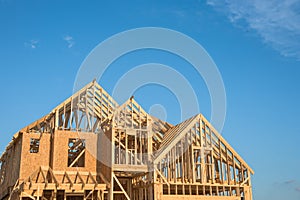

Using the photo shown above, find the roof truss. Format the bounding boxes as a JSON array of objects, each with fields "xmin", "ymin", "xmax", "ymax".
[{"xmin": 154, "ymin": 114, "xmax": 254, "ymax": 181}]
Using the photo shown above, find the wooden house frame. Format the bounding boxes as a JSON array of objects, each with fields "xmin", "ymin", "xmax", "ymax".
[{"xmin": 0, "ymin": 81, "xmax": 253, "ymax": 200}]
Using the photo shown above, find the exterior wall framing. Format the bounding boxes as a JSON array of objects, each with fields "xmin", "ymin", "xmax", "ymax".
[{"xmin": 0, "ymin": 81, "xmax": 254, "ymax": 200}]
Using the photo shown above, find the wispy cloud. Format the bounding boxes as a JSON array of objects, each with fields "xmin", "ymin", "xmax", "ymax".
[
  {"xmin": 277, "ymin": 180, "xmax": 300, "ymax": 193},
  {"xmin": 206, "ymin": 0, "xmax": 300, "ymax": 60},
  {"xmin": 285, "ymin": 180, "xmax": 296, "ymax": 185},
  {"xmin": 170, "ymin": 10, "xmax": 186, "ymax": 18},
  {"xmin": 24, "ymin": 40, "xmax": 39, "ymax": 49},
  {"xmin": 63, "ymin": 35, "xmax": 75, "ymax": 48}
]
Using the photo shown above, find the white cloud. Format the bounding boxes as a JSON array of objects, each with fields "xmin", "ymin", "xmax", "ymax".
[
  {"xmin": 63, "ymin": 35, "xmax": 75, "ymax": 48},
  {"xmin": 170, "ymin": 10, "xmax": 186, "ymax": 18},
  {"xmin": 24, "ymin": 40, "xmax": 39, "ymax": 49},
  {"xmin": 206, "ymin": 0, "xmax": 300, "ymax": 60}
]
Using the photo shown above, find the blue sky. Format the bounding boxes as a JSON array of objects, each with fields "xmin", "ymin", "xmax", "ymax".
[{"xmin": 1, "ymin": 0, "xmax": 300, "ymax": 199}]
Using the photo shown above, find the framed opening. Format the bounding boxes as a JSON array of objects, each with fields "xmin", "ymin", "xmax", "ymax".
[
  {"xmin": 68, "ymin": 138, "xmax": 86, "ymax": 167},
  {"xmin": 30, "ymin": 138, "xmax": 40, "ymax": 153}
]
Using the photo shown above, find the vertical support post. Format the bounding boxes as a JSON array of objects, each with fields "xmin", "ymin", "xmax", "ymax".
[
  {"xmin": 191, "ymin": 145, "xmax": 195, "ymax": 183},
  {"xmin": 226, "ymin": 149, "xmax": 230, "ymax": 185},
  {"xmin": 101, "ymin": 191, "xmax": 104, "ymax": 200},
  {"xmin": 167, "ymin": 152, "xmax": 170, "ymax": 182},
  {"xmin": 63, "ymin": 103, "xmax": 66, "ymax": 129},
  {"xmin": 97, "ymin": 190, "xmax": 100, "ymax": 200},
  {"xmin": 131, "ymin": 99, "xmax": 133, "ymax": 128},
  {"xmin": 125, "ymin": 131, "xmax": 128, "ymax": 165},
  {"xmin": 118, "ymin": 131, "xmax": 121, "ymax": 164},
  {"xmin": 181, "ymin": 140, "xmax": 184, "ymax": 184},
  {"xmin": 233, "ymin": 155, "xmax": 237, "ymax": 185},
  {"xmin": 109, "ymin": 172, "xmax": 114, "ymax": 200},
  {"xmin": 139, "ymin": 131, "xmax": 142, "ymax": 164},
  {"xmin": 218, "ymin": 140, "xmax": 223, "ymax": 184},
  {"xmin": 211, "ymin": 149, "xmax": 215, "ymax": 184},
  {"xmin": 147, "ymin": 120, "xmax": 152, "ymax": 164},
  {"xmin": 200, "ymin": 133, "xmax": 206, "ymax": 183},
  {"xmin": 55, "ymin": 109, "xmax": 59, "ymax": 130},
  {"xmin": 76, "ymin": 94, "xmax": 80, "ymax": 130},
  {"xmin": 69, "ymin": 97, "xmax": 73, "ymax": 129},
  {"xmin": 85, "ymin": 87, "xmax": 88, "ymax": 131},
  {"xmin": 53, "ymin": 190, "xmax": 57, "ymax": 200},
  {"xmin": 37, "ymin": 185, "xmax": 40, "ymax": 200},
  {"xmin": 134, "ymin": 132, "xmax": 137, "ymax": 165},
  {"xmin": 92, "ymin": 82, "xmax": 95, "ymax": 130},
  {"xmin": 174, "ymin": 145, "xmax": 178, "ymax": 193},
  {"xmin": 110, "ymin": 129, "xmax": 115, "ymax": 200},
  {"xmin": 241, "ymin": 164, "xmax": 245, "ymax": 183}
]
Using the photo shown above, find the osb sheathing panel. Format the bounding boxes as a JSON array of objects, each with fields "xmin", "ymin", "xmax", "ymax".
[
  {"xmin": 97, "ymin": 129, "xmax": 112, "ymax": 182},
  {"xmin": 19, "ymin": 132, "xmax": 51, "ymax": 180},
  {"xmin": 52, "ymin": 130, "xmax": 98, "ymax": 172},
  {"xmin": 0, "ymin": 136, "xmax": 22, "ymax": 198}
]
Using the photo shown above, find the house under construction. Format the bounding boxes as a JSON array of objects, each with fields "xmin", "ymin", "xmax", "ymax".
[{"xmin": 0, "ymin": 81, "xmax": 254, "ymax": 200}]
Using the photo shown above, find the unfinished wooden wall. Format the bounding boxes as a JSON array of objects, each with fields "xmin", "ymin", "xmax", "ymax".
[
  {"xmin": 0, "ymin": 134, "xmax": 22, "ymax": 199},
  {"xmin": 19, "ymin": 132, "xmax": 51, "ymax": 179},
  {"xmin": 51, "ymin": 130, "xmax": 98, "ymax": 173}
]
